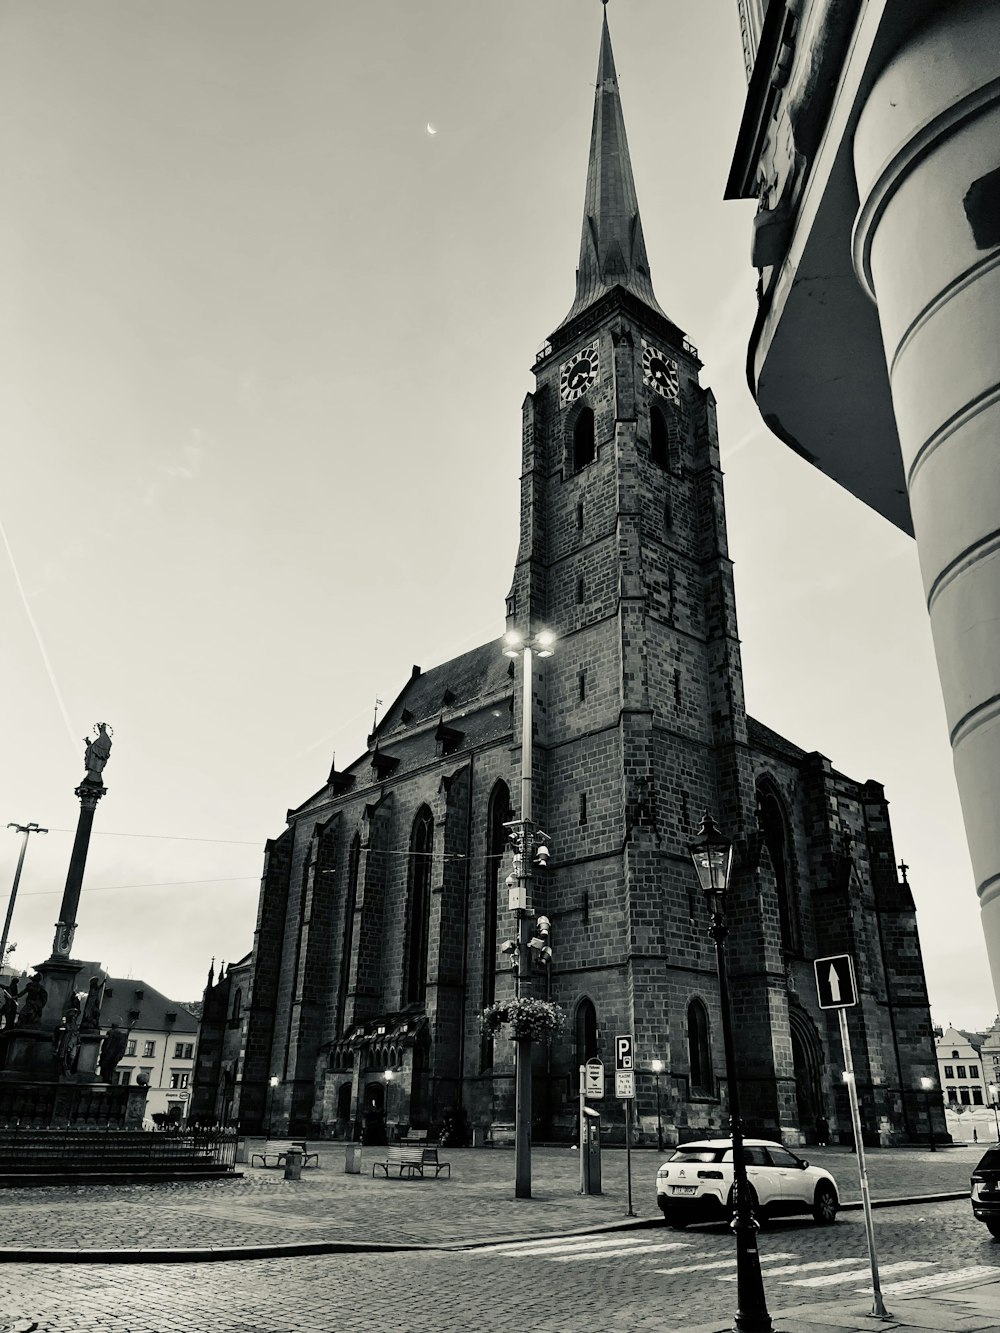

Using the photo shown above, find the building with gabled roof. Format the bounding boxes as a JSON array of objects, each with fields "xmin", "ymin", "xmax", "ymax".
[{"xmin": 233, "ymin": 7, "xmax": 940, "ymax": 1150}]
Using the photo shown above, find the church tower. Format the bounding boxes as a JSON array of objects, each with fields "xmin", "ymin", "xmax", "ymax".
[{"xmin": 508, "ymin": 6, "xmax": 796, "ymax": 1134}]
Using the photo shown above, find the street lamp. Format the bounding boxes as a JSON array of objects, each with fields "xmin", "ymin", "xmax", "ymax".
[
  {"xmin": 2, "ymin": 822, "xmax": 48, "ymax": 966},
  {"xmin": 651, "ymin": 1058, "xmax": 664, "ymax": 1151},
  {"xmin": 267, "ymin": 1075, "xmax": 279, "ymax": 1136},
  {"xmin": 919, "ymin": 1076, "xmax": 937, "ymax": 1151},
  {"xmin": 689, "ymin": 812, "xmax": 772, "ymax": 1333},
  {"xmin": 385, "ymin": 1069, "xmax": 394, "ymax": 1142},
  {"xmin": 989, "ymin": 1084, "xmax": 1000, "ymax": 1141},
  {"xmin": 502, "ymin": 624, "xmax": 556, "ymax": 1200}
]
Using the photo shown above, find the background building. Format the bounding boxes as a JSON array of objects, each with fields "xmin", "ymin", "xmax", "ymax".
[
  {"xmin": 233, "ymin": 8, "xmax": 941, "ymax": 1150},
  {"xmin": 97, "ymin": 973, "xmax": 199, "ymax": 1124},
  {"xmin": 190, "ymin": 954, "xmax": 251, "ymax": 1125},
  {"xmin": 728, "ymin": 1, "xmax": 1000, "ymax": 1007}
]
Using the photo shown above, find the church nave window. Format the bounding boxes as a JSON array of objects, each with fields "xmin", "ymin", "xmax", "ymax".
[
  {"xmin": 687, "ymin": 998, "xmax": 713, "ymax": 1096},
  {"xmin": 572, "ymin": 407, "xmax": 596, "ymax": 471},
  {"xmin": 651, "ymin": 405, "xmax": 669, "ymax": 469},
  {"xmin": 405, "ymin": 807, "xmax": 434, "ymax": 1006}
]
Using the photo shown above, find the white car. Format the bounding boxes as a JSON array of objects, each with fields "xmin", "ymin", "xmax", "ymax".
[{"xmin": 656, "ymin": 1138, "xmax": 839, "ymax": 1227}]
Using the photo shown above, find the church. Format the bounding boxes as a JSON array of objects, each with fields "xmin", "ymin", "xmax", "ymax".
[{"xmin": 226, "ymin": 9, "xmax": 941, "ymax": 1149}]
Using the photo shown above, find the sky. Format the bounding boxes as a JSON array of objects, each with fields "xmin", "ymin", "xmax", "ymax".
[{"xmin": 0, "ymin": 0, "xmax": 991, "ymax": 1028}]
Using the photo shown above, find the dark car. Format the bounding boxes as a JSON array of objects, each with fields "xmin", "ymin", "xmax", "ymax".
[{"xmin": 971, "ymin": 1148, "xmax": 1000, "ymax": 1237}]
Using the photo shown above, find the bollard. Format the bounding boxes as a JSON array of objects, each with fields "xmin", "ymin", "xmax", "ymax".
[
  {"xmin": 283, "ymin": 1146, "xmax": 303, "ymax": 1180},
  {"xmin": 344, "ymin": 1143, "xmax": 362, "ymax": 1174}
]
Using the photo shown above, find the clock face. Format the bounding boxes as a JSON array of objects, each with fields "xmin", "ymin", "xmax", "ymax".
[
  {"xmin": 559, "ymin": 342, "xmax": 599, "ymax": 404},
  {"xmin": 641, "ymin": 339, "xmax": 679, "ymax": 401}
]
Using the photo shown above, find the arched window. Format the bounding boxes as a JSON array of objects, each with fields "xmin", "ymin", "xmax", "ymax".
[
  {"xmin": 405, "ymin": 807, "xmax": 434, "ymax": 1005},
  {"xmin": 337, "ymin": 834, "xmax": 361, "ymax": 1035},
  {"xmin": 687, "ymin": 998, "xmax": 712, "ymax": 1095},
  {"xmin": 573, "ymin": 408, "xmax": 596, "ymax": 471},
  {"xmin": 575, "ymin": 998, "xmax": 599, "ymax": 1070},
  {"xmin": 481, "ymin": 781, "xmax": 510, "ymax": 1070},
  {"xmin": 757, "ymin": 782, "xmax": 797, "ymax": 953},
  {"xmin": 651, "ymin": 405, "xmax": 668, "ymax": 469}
]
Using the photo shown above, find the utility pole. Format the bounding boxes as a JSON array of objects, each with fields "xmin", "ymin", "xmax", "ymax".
[{"xmin": 2, "ymin": 822, "xmax": 48, "ymax": 966}]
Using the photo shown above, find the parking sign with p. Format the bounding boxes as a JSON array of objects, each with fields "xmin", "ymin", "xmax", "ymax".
[{"xmin": 615, "ymin": 1034, "xmax": 634, "ymax": 1071}]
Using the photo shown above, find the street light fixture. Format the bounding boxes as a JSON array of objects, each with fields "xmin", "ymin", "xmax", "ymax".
[
  {"xmin": 385, "ymin": 1069, "xmax": 394, "ymax": 1141},
  {"xmin": 689, "ymin": 811, "xmax": 772, "ymax": 1333},
  {"xmin": 502, "ymin": 624, "xmax": 556, "ymax": 1200},
  {"xmin": 267, "ymin": 1075, "xmax": 279, "ymax": 1137},
  {"xmin": 2, "ymin": 822, "xmax": 48, "ymax": 966},
  {"xmin": 919, "ymin": 1076, "xmax": 937, "ymax": 1151},
  {"xmin": 651, "ymin": 1058, "xmax": 664, "ymax": 1152}
]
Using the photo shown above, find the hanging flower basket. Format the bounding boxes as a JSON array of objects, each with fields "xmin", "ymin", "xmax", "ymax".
[{"xmin": 481, "ymin": 998, "xmax": 566, "ymax": 1043}]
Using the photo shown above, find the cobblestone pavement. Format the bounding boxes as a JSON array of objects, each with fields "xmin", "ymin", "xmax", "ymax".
[
  {"xmin": 0, "ymin": 1144, "xmax": 981, "ymax": 1255},
  {"xmin": 1, "ymin": 1199, "xmax": 998, "ymax": 1332}
]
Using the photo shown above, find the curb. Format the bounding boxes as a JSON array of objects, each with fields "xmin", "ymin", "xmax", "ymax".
[{"xmin": 0, "ymin": 1191, "xmax": 967, "ymax": 1264}]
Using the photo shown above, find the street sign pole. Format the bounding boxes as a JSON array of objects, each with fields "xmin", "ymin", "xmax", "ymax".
[
  {"xmin": 838, "ymin": 1006, "xmax": 890, "ymax": 1320},
  {"xmin": 578, "ymin": 1064, "xmax": 585, "ymax": 1195},
  {"xmin": 625, "ymin": 1099, "xmax": 635, "ymax": 1217}
]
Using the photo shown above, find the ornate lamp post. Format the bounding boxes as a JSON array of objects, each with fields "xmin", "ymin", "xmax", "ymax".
[
  {"xmin": 502, "ymin": 624, "xmax": 556, "ymax": 1200},
  {"xmin": 919, "ymin": 1076, "xmax": 937, "ymax": 1151},
  {"xmin": 651, "ymin": 1058, "xmax": 664, "ymax": 1151},
  {"xmin": 385, "ymin": 1069, "xmax": 395, "ymax": 1142},
  {"xmin": 689, "ymin": 812, "xmax": 773, "ymax": 1333}
]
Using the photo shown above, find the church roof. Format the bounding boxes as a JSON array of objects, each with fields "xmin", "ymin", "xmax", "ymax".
[
  {"xmin": 375, "ymin": 637, "xmax": 512, "ymax": 737},
  {"xmin": 99, "ymin": 977, "xmax": 199, "ymax": 1034},
  {"xmin": 555, "ymin": 7, "xmax": 669, "ymax": 333},
  {"xmin": 746, "ymin": 715, "xmax": 808, "ymax": 762}
]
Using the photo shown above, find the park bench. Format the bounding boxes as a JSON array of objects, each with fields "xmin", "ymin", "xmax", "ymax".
[
  {"xmin": 420, "ymin": 1146, "xmax": 450, "ymax": 1178},
  {"xmin": 250, "ymin": 1140, "xmax": 320, "ymax": 1168},
  {"xmin": 489, "ymin": 1123, "xmax": 516, "ymax": 1146},
  {"xmin": 372, "ymin": 1144, "xmax": 426, "ymax": 1178}
]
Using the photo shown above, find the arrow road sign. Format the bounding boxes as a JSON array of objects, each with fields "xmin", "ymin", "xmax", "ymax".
[
  {"xmin": 814, "ymin": 953, "xmax": 858, "ymax": 1009},
  {"xmin": 584, "ymin": 1058, "xmax": 605, "ymax": 1099}
]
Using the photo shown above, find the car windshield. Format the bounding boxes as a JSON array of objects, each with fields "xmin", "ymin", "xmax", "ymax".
[
  {"xmin": 976, "ymin": 1149, "xmax": 1000, "ymax": 1172},
  {"xmin": 668, "ymin": 1148, "xmax": 724, "ymax": 1164}
]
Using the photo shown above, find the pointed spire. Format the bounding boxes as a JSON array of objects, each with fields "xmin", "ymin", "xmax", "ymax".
[
  {"xmin": 207, "ymin": 956, "xmax": 215, "ymax": 989},
  {"xmin": 556, "ymin": 5, "xmax": 667, "ymax": 331}
]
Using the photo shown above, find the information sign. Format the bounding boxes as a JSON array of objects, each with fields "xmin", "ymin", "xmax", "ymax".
[
  {"xmin": 615, "ymin": 1069, "xmax": 635, "ymax": 1100},
  {"xmin": 584, "ymin": 1058, "xmax": 605, "ymax": 1100}
]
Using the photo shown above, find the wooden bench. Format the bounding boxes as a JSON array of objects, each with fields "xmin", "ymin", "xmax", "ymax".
[
  {"xmin": 250, "ymin": 1140, "xmax": 320, "ymax": 1168},
  {"xmin": 372, "ymin": 1144, "xmax": 425, "ymax": 1178}
]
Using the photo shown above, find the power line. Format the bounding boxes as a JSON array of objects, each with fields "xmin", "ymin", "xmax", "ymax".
[
  {"xmin": 19, "ymin": 877, "xmax": 258, "ymax": 898},
  {"xmin": 46, "ymin": 828, "xmax": 263, "ymax": 847}
]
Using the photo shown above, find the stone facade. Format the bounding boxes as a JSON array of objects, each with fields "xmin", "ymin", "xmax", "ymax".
[{"xmin": 233, "ymin": 8, "xmax": 941, "ymax": 1149}]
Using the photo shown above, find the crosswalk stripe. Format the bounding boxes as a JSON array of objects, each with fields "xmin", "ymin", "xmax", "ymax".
[
  {"xmin": 547, "ymin": 1242, "xmax": 690, "ymax": 1261},
  {"xmin": 779, "ymin": 1260, "xmax": 926, "ymax": 1288},
  {"xmin": 653, "ymin": 1253, "xmax": 796, "ymax": 1276},
  {"xmin": 718, "ymin": 1257, "xmax": 865, "ymax": 1281},
  {"xmin": 864, "ymin": 1265, "xmax": 999, "ymax": 1297},
  {"xmin": 483, "ymin": 1233, "xmax": 688, "ymax": 1256}
]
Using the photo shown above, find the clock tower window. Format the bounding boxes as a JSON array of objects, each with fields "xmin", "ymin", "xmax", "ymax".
[
  {"xmin": 572, "ymin": 408, "xmax": 596, "ymax": 472},
  {"xmin": 650, "ymin": 405, "xmax": 669, "ymax": 469}
]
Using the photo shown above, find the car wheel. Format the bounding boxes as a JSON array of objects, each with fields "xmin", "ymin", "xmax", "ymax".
[
  {"xmin": 986, "ymin": 1220, "xmax": 1000, "ymax": 1240},
  {"xmin": 727, "ymin": 1183, "xmax": 764, "ymax": 1227},
  {"xmin": 666, "ymin": 1213, "xmax": 690, "ymax": 1230},
  {"xmin": 813, "ymin": 1182, "xmax": 838, "ymax": 1225}
]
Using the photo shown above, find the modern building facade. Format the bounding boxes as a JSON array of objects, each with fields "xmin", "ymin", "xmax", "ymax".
[
  {"xmin": 728, "ymin": 0, "xmax": 1000, "ymax": 1006},
  {"xmin": 235, "ymin": 9, "xmax": 941, "ymax": 1149}
]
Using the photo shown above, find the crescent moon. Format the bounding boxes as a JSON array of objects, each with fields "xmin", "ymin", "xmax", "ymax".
[{"xmin": 426, "ymin": 122, "xmax": 437, "ymax": 136}]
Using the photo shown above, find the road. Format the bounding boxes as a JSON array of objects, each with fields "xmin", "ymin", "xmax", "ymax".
[{"xmin": 2, "ymin": 1199, "xmax": 998, "ymax": 1332}]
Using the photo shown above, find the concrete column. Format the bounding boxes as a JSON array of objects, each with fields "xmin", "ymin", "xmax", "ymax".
[{"xmin": 852, "ymin": 0, "xmax": 1000, "ymax": 1003}]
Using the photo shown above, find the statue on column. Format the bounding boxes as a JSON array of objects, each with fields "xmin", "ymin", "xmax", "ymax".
[
  {"xmin": 54, "ymin": 996, "xmax": 82, "ymax": 1075},
  {"xmin": 0, "ymin": 976, "xmax": 19, "ymax": 1030},
  {"xmin": 80, "ymin": 976, "xmax": 105, "ymax": 1029},
  {"xmin": 98, "ymin": 1023, "xmax": 129, "ymax": 1082},
  {"xmin": 17, "ymin": 973, "xmax": 47, "ymax": 1027},
  {"xmin": 83, "ymin": 723, "xmax": 113, "ymax": 785}
]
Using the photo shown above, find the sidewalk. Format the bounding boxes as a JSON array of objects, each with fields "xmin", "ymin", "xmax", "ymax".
[{"xmin": 0, "ymin": 1142, "xmax": 994, "ymax": 1331}]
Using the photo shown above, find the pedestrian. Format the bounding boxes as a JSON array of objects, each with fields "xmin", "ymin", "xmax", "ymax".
[
  {"xmin": 974, "ymin": 1126, "xmax": 979, "ymax": 1143},
  {"xmin": 815, "ymin": 1113, "xmax": 829, "ymax": 1147}
]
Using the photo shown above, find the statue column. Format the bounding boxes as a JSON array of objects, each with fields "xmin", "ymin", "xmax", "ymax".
[
  {"xmin": 51, "ymin": 781, "xmax": 107, "ymax": 959},
  {"xmin": 50, "ymin": 722, "xmax": 113, "ymax": 960}
]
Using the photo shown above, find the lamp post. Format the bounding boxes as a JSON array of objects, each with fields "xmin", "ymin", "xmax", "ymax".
[
  {"xmin": 2, "ymin": 822, "xmax": 48, "ymax": 967},
  {"xmin": 919, "ymin": 1076, "xmax": 937, "ymax": 1151},
  {"xmin": 990, "ymin": 1084, "xmax": 1000, "ymax": 1141},
  {"xmin": 502, "ymin": 624, "xmax": 555, "ymax": 1201},
  {"xmin": 385, "ymin": 1069, "xmax": 394, "ymax": 1142},
  {"xmin": 266, "ymin": 1075, "xmax": 279, "ymax": 1136},
  {"xmin": 689, "ymin": 812, "xmax": 773, "ymax": 1333},
  {"xmin": 651, "ymin": 1058, "xmax": 664, "ymax": 1151}
]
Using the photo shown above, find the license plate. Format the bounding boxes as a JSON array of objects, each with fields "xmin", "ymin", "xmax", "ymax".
[{"xmin": 670, "ymin": 1185, "xmax": 697, "ymax": 1195}]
